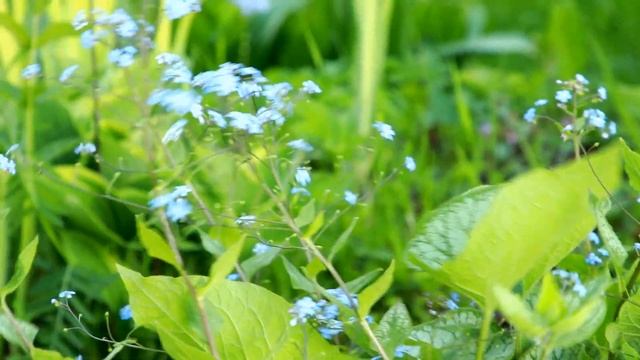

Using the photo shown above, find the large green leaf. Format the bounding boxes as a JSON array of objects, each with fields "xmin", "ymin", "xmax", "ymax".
[
  {"xmin": 358, "ymin": 260, "xmax": 395, "ymax": 318},
  {"xmin": 609, "ymin": 292, "xmax": 640, "ymax": 356},
  {"xmin": 0, "ymin": 314, "xmax": 38, "ymax": 351},
  {"xmin": 375, "ymin": 301, "xmax": 412, "ymax": 356},
  {"xmin": 1, "ymin": 237, "xmax": 38, "ymax": 296},
  {"xmin": 117, "ymin": 265, "xmax": 352, "ymax": 360},
  {"xmin": 409, "ymin": 145, "xmax": 621, "ymax": 304},
  {"xmin": 137, "ymin": 216, "xmax": 178, "ymax": 268}
]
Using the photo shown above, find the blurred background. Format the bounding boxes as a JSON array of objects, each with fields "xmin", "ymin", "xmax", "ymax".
[{"xmin": 1, "ymin": 0, "xmax": 640, "ymax": 358}]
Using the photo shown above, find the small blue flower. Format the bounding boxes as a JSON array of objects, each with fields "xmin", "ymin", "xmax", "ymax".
[
  {"xmin": 598, "ymin": 86, "xmax": 607, "ymax": 100},
  {"xmin": 634, "ymin": 242, "xmax": 640, "ymax": 252},
  {"xmin": 523, "ymin": 107, "xmax": 536, "ymax": 123},
  {"xmin": 291, "ymin": 187, "xmax": 310, "ymax": 196},
  {"xmin": 585, "ymin": 252, "xmax": 603, "ymax": 266},
  {"xmin": 301, "ymin": 80, "xmax": 322, "ymax": 94},
  {"xmin": 344, "ymin": 191, "xmax": 357, "ymax": 205},
  {"xmin": 226, "ymin": 111, "xmax": 262, "ymax": 134},
  {"xmin": 372, "ymin": 121, "xmax": 395, "ymax": 141},
  {"xmin": 555, "ymin": 90, "xmax": 572, "ymax": 104},
  {"xmin": 72, "ymin": 10, "xmax": 88, "ymax": 30},
  {"xmin": 583, "ymin": 108, "xmax": 606, "ymax": 128},
  {"xmin": 572, "ymin": 282, "xmax": 587, "ymax": 297},
  {"xmin": 21, "ymin": 64, "xmax": 41, "ymax": 79},
  {"xmin": 107, "ymin": 9, "xmax": 138, "ymax": 38},
  {"xmin": 164, "ymin": 0, "xmax": 201, "ymax": 20},
  {"xmin": 575, "ymin": 73, "xmax": 589, "ymax": 85},
  {"xmin": 327, "ymin": 288, "xmax": 357, "ymax": 308},
  {"xmin": 295, "ymin": 167, "xmax": 311, "ymax": 186},
  {"xmin": 287, "ymin": 139, "xmax": 313, "ymax": 152},
  {"xmin": 0, "ymin": 155, "xmax": 16, "ymax": 175},
  {"xmin": 534, "ymin": 99, "xmax": 548, "ymax": 107},
  {"xmin": 108, "ymin": 46, "xmax": 137, "ymax": 67},
  {"xmin": 597, "ymin": 248, "xmax": 609, "ymax": 257},
  {"xmin": 59, "ymin": 64, "xmax": 79, "ymax": 83},
  {"xmin": 80, "ymin": 29, "xmax": 106, "ymax": 49},
  {"xmin": 404, "ymin": 156, "xmax": 416, "ymax": 172},
  {"xmin": 59, "ymin": 290, "xmax": 76, "ymax": 299},
  {"xmin": 289, "ymin": 297, "xmax": 320, "ymax": 326},
  {"xmin": 74, "ymin": 142, "xmax": 96, "ymax": 155},
  {"xmin": 165, "ymin": 198, "xmax": 192, "ymax": 222},
  {"xmin": 207, "ymin": 110, "xmax": 227, "ymax": 128},
  {"xmin": 252, "ymin": 243, "xmax": 270, "ymax": 255},
  {"xmin": 119, "ymin": 304, "xmax": 133, "ymax": 320},
  {"xmin": 588, "ymin": 231, "xmax": 600, "ymax": 245},
  {"xmin": 148, "ymin": 89, "xmax": 202, "ymax": 115},
  {"xmin": 226, "ymin": 273, "xmax": 240, "ymax": 281},
  {"xmin": 162, "ymin": 119, "xmax": 188, "ymax": 144},
  {"xmin": 149, "ymin": 185, "xmax": 192, "ymax": 213},
  {"xmin": 232, "ymin": 0, "xmax": 271, "ymax": 15},
  {"xmin": 235, "ymin": 215, "xmax": 256, "ymax": 227}
]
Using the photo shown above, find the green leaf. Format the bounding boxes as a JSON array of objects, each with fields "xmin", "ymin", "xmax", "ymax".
[
  {"xmin": 240, "ymin": 247, "xmax": 280, "ymax": 279},
  {"xmin": 31, "ymin": 348, "xmax": 73, "ymax": 360},
  {"xmin": 1, "ymin": 237, "xmax": 38, "ymax": 297},
  {"xmin": 35, "ymin": 23, "xmax": 75, "ymax": 47},
  {"xmin": 136, "ymin": 216, "xmax": 178, "ymax": 268},
  {"xmin": 304, "ymin": 211, "xmax": 325, "ymax": 238},
  {"xmin": 621, "ymin": 138, "xmax": 640, "ymax": 192},
  {"xmin": 0, "ymin": 13, "xmax": 29, "ymax": 47},
  {"xmin": 535, "ymin": 274, "xmax": 566, "ymax": 323},
  {"xmin": 592, "ymin": 197, "xmax": 627, "ymax": 267},
  {"xmin": 550, "ymin": 298, "xmax": 606, "ymax": 348},
  {"xmin": 346, "ymin": 268, "xmax": 383, "ymax": 293},
  {"xmin": 410, "ymin": 145, "xmax": 621, "ymax": 305},
  {"xmin": 0, "ymin": 314, "xmax": 38, "ymax": 351},
  {"xmin": 608, "ymin": 291, "xmax": 640, "ymax": 355},
  {"xmin": 282, "ymin": 257, "xmax": 317, "ymax": 293},
  {"xmin": 294, "ymin": 199, "xmax": 316, "ymax": 228},
  {"xmin": 206, "ymin": 237, "xmax": 245, "ymax": 286},
  {"xmin": 117, "ymin": 265, "xmax": 352, "ymax": 360},
  {"xmin": 408, "ymin": 185, "xmax": 499, "ymax": 271},
  {"xmin": 493, "ymin": 285, "xmax": 546, "ymax": 338},
  {"xmin": 329, "ymin": 217, "xmax": 359, "ymax": 261},
  {"xmin": 375, "ymin": 301, "xmax": 412, "ymax": 356},
  {"xmin": 358, "ymin": 260, "xmax": 395, "ymax": 318}
]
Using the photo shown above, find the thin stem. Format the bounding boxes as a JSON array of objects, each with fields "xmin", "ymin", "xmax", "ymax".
[
  {"xmin": 244, "ymin": 157, "xmax": 389, "ymax": 360},
  {"xmin": 158, "ymin": 211, "xmax": 221, "ymax": 360},
  {"xmin": 475, "ymin": 304, "xmax": 493, "ymax": 360}
]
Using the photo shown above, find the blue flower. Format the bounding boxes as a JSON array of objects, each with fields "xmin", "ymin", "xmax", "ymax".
[
  {"xmin": 157, "ymin": 53, "xmax": 192, "ymax": 84},
  {"xmin": 291, "ymin": 187, "xmax": 310, "ymax": 196},
  {"xmin": 227, "ymin": 111, "xmax": 262, "ymax": 134},
  {"xmin": 634, "ymin": 242, "xmax": 640, "ymax": 252},
  {"xmin": 372, "ymin": 121, "xmax": 395, "ymax": 141},
  {"xmin": 0, "ymin": 155, "xmax": 16, "ymax": 175},
  {"xmin": 164, "ymin": 0, "xmax": 201, "ymax": 20},
  {"xmin": 289, "ymin": 297, "xmax": 320, "ymax": 326},
  {"xmin": 207, "ymin": 110, "xmax": 227, "ymax": 128},
  {"xmin": 583, "ymin": 108, "xmax": 606, "ymax": 128},
  {"xmin": 262, "ymin": 82, "xmax": 293, "ymax": 110},
  {"xmin": 80, "ymin": 29, "xmax": 106, "ymax": 49},
  {"xmin": 534, "ymin": 99, "xmax": 548, "ymax": 106},
  {"xmin": 252, "ymin": 243, "xmax": 270, "ymax": 255},
  {"xmin": 232, "ymin": 0, "xmax": 271, "ymax": 15},
  {"xmin": 597, "ymin": 248, "xmax": 609, "ymax": 257},
  {"xmin": 295, "ymin": 167, "xmax": 311, "ymax": 186},
  {"xmin": 287, "ymin": 139, "xmax": 313, "ymax": 152},
  {"xmin": 74, "ymin": 142, "xmax": 96, "ymax": 155},
  {"xmin": 572, "ymin": 282, "xmax": 587, "ymax": 297},
  {"xmin": 404, "ymin": 156, "xmax": 416, "ymax": 172},
  {"xmin": 149, "ymin": 185, "xmax": 192, "ymax": 210},
  {"xmin": 148, "ymin": 89, "xmax": 202, "ymax": 115},
  {"xmin": 344, "ymin": 191, "xmax": 357, "ymax": 205},
  {"xmin": 445, "ymin": 299, "xmax": 459, "ymax": 310},
  {"xmin": 107, "ymin": 9, "xmax": 138, "ymax": 38},
  {"xmin": 555, "ymin": 90, "xmax": 572, "ymax": 104},
  {"xmin": 59, "ymin": 290, "xmax": 76, "ymax": 299},
  {"xmin": 256, "ymin": 107, "xmax": 285, "ymax": 126},
  {"xmin": 588, "ymin": 231, "xmax": 600, "ymax": 245},
  {"xmin": 598, "ymin": 86, "xmax": 607, "ymax": 100},
  {"xmin": 119, "ymin": 304, "xmax": 133, "ymax": 320},
  {"xmin": 235, "ymin": 215, "xmax": 257, "ymax": 227},
  {"xmin": 523, "ymin": 107, "xmax": 536, "ymax": 123},
  {"xmin": 226, "ymin": 273, "xmax": 240, "ymax": 281},
  {"xmin": 72, "ymin": 10, "xmax": 88, "ymax": 30},
  {"xmin": 301, "ymin": 80, "xmax": 322, "ymax": 94},
  {"xmin": 585, "ymin": 252, "xmax": 603, "ymax": 266},
  {"xmin": 327, "ymin": 288, "xmax": 357, "ymax": 308},
  {"xmin": 59, "ymin": 64, "xmax": 79, "ymax": 83},
  {"xmin": 162, "ymin": 119, "xmax": 188, "ymax": 144},
  {"xmin": 108, "ymin": 46, "xmax": 137, "ymax": 67},
  {"xmin": 575, "ymin": 73, "xmax": 589, "ymax": 85},
  {"xmin": 166, "ymin": 198, "xmax": 192, "ymax": 222},
  {"xmin": 21, "ymin": 63, "xmax": 41, "ymax": 79}
]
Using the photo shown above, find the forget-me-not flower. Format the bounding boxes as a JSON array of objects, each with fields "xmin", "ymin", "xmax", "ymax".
[
  {"xmin": 404, "ymin": 156, "xmax": 416, "ymax": 172},
  {"xmin": 295, "ymin": 167, "xmax": 311, "ymax": 186},
  {"xmin": 164, "ymin": 0, "xmax": 201, "ymax": 20},
  {"xmin": 59, "ymin": 64, "xmax": 79, "ymax": 83},
  {"xmin": 21, "ymin": 64, "xmax": 41, "ymax": 79},
  {"xmin": 344, "ymin": 191, "xmax": 357, "ymax": 205},
  {"xmin": 555, "ymin": 90, "xmax": 572, "ymax": 104},
  {"xmin": 162, "ymin": 119, "xmax": 188, "ymax": 144},
  {"xmin": 108, "ymin": 46, "xmax": 137, "ymax": 67},
  {"xmin": 372, "ymin": 121, "xmax": 395, "ymax": 141},
  {"xmin": 288, "ymin": 139, "xmax": 313, "ymax": 152},
  {"xmin": 74, "ymin": 142, "xmax": 97, "ymax": 155}
]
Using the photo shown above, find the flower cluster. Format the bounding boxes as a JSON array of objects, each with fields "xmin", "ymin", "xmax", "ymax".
[
  {"xmin": 289, "ymin": 288, "xmax": 358, "ymax": 339},
  {"xmin": 0, "ymin": 144, "xmax": 18, "ymax": 175},
  {"xmin": 74, "ymin": 142, "xmax": 97, "ymax": 155},
  {"xmin": 584, "ymin": 231, "xmax": 609, "ymax": 266},
  {"xmin": 51, "ymin": 290, "xmax": 76, "ymax": 306},
  {"xmin": 551, "ymin": 269, "xmax": 587, "ymax": 297},
  {"xmin": 149, "ymin": 185, "xmax": 193, "ymax": 222},
  {"xmin": 523, "ymin": 74, "xmax": 616, "ymax": 141},
  {"xmin": 72, "ymin": 8, "xmax": 155, "ymax": 68}
]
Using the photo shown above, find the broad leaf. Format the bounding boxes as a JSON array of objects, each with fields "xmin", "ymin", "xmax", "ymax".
[
  {"xmin": 592, "ymin": 197, "xmax": 627, "ymax": 267},
  {"xmin": 493, "ymin": 286, "xmax": 546, "ymax": 338},
  {"xmin": 535, "ymin": 274, "xmax": 566, "ymax": 323},
  {"xmin": 294, "ymin": 199, "xmax": 316, "ymax": 228},
  {"xmin": 358, "ymin": 260, "xmax": 395, "ymax": 318},
  {"xmin": 137, "ymin": 216, "xmax": 177, "ymax": 268},
  {"xmin": 409, "ymin": 145, "xmax": 621, "ymax": 304},
  {"xmin": 0, "ymin": 314, "xmax": 38, "ymax": 351},
  {"xmin": 118, "ymin": 265, "xmax": 352, "ymax": 359},
  {"xmin": 375, "ymin": 302, "xmax": 412, "ymax": 356},
  {"xmin": 206, "ymin": 237, "xmax": 244, "ymax": 286},
  {"xmin": 346, "ymin": 268, "xmax": 383, "ymax": 293},
  {"xmin": 1, "ymin": 237, "xmax": 38, "ymax": 296}
]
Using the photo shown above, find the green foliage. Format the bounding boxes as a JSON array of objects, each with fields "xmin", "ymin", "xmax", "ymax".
[
  {"xmin": 118, "ymin": 265, "xmax": 352, "ymax": 360},
  {"xmin": 136, "ymin": 216, "xmax": 178, "ymax": 268},
  {"xmin": 358, "ymin": 260, "xmax": 395, "ymax": 318},
  {"xmin": 409, "ymin": 145, "xmax": 621, "ymax": 305}
]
